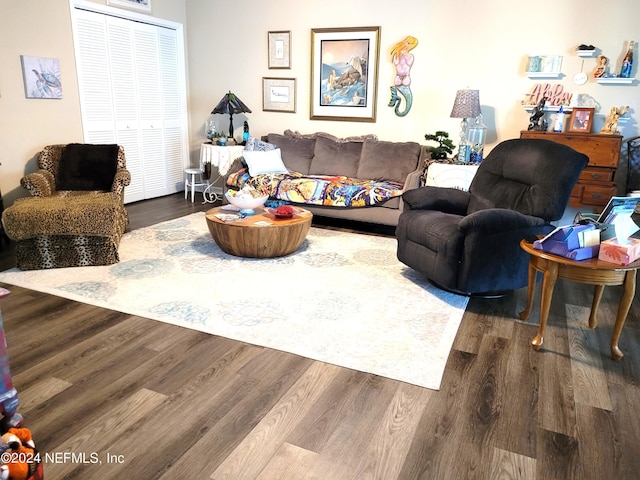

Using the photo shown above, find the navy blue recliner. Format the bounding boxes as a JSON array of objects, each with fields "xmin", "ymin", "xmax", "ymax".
[{"xmin": 396, "ymin": 138, "xmax": 589, "ymax": 296}]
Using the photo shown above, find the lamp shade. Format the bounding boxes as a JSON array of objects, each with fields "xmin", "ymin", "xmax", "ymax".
[
  {"xmin": 450, "ymin": 89, "xmax": 481, "ymax": 119},
  {"xmin": 211, "ymin": 91, "xmax": 252, "ymax": 139},
  {"xmin": 211, "ymin": 91, "xmax": 252, "ymax": 116}
]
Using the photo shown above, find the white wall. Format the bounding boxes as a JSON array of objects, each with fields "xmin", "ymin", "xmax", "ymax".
[
  {"xmin": 186, "ymin": 0, "xmax": 639, "ymax": 158},
  {"xmin": 1, "ymin": 0, "xmax": 638, "ymax": 207}
]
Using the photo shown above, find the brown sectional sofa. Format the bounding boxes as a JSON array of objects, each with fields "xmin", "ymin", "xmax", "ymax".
[{"xmin": 225, "ymin": 131, "xmax": 428, "ymax": 226}]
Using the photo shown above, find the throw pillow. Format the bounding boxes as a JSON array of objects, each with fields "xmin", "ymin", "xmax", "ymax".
[
  {"xmin": 244, "ymin": 148, "xmax": 289, "ymax": 177},
  {"xmin": 245, "ymin": 136, "xmax": 276, "ymax": 152},
  {"xmin": 57, "ymin": 143, "xmax": 119, "ymax": 191}
]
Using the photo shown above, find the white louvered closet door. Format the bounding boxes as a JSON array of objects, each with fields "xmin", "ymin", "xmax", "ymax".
[{"xmin": 72, "ymin": 7, "xmax": 187, "ymax": 204}]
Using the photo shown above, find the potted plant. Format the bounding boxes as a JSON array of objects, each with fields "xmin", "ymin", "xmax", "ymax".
[
  {"xmin": 424, "ymin": 131, "xmax": 455, "ymax": 159},
  {"xmin": 213, "ymin": 131, "xmax": 228, "ymax": 146}
]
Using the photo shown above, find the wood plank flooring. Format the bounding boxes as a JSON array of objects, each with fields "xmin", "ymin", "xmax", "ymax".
[{"xmin": 0, "ymin": 193, "xmax": 639, "ymax": 479}]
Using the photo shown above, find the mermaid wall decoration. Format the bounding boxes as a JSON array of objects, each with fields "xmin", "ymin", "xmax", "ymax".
[{"xmin": 388, "ymin": 36, "xmax": 418, "ymax": 117}]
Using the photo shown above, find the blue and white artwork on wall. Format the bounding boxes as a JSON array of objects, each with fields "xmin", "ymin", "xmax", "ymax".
[{"xmin": 20, "ymin": 55, "xmax": 62, "ymax": 99}]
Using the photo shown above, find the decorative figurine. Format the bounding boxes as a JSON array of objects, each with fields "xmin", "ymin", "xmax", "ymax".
[
  {"xmin": 388, "ymin": 36, "xmax": 418, "ymax": 117},
  {"xmin": 594, "ymin": 55, "xmax": 608, "ymax": 78},
  {"xmin": 600, "ymin": 105, "xmax": 630, "ymax": 134},
  {"xmin": 528, "ymin": 98, "xmax": 548, "ymax": 131}
]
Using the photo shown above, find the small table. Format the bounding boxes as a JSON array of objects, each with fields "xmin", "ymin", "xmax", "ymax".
[
  {"xmin": 199, "ymin": 144, "xmax": 245, "ymax": 202},
  {"xmin": 205, "ymin": 206, "xmax": 312, "ymax": 258},
  {"xmin": 519, "ymin": 239, "xmax": 640, "ymax": 360}
]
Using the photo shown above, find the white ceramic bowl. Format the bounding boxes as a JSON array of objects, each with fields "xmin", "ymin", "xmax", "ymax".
[{"xmin": 225, "ymin": 191, "xmax": 268, "ymax": 215}]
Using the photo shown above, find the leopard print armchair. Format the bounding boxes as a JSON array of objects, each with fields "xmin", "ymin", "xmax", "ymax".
[{"xmin": 2, "ymin": 144, "xmax": 131, "ymax": 270}]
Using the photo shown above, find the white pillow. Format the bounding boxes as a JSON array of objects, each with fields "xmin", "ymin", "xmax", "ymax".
[{"xmin": 244, "ymin": 148, "xmax": 288, "ymax": 176}]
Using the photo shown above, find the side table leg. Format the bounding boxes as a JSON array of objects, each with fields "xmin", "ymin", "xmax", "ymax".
[
  {"xmin": 531, "ymin": 261, "xmax": 558, "ymax": 350},
  {"xmin": 519, "ymin": 261, "xmax": 537, "ymax": 321},
  {"xmin": 588, "ymin": 285, "xmax": 605, "ymax": 328},
  {"xmin": 611, "ymin": 270, "xmax": 637, "ymax": 361}
]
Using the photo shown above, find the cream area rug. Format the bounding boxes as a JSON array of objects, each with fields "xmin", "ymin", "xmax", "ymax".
[{"xmin": 0, "ymin": 213, "xmax": 468, "ymax": 390}]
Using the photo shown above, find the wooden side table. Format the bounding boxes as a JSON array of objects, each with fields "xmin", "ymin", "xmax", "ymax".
[{"xmin": 519, "ymin": 239, "xmax": 639, "ymax": 360}]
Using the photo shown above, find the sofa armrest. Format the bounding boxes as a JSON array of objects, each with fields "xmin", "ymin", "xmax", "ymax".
[
  {"xmin": 112, "ymin": 168, "xmax": 132, "ymax": 198},
  {"xmin": 402, "ymin": 186, "xmax": 470, "ymax": 214},
  {"xmin": 20, "ymin": 170, "xmax": 55, "ymax": 197},
  {"xmin": 397, "ymin": 167, "xmax": 423, "ymax": 213},
  {"xmin": 459, "ymin": 208, "xmax": 546, "ymax": 235}
]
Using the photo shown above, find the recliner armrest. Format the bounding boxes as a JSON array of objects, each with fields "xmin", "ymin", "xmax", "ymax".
[
  {"xmin": 459, "ymin": 208, "xmax": 546, "ymax": 235},
  {"xmin": 402, "ymin": 186, "xmax": 470, "ymax": 214},
  {"xmin": 20, "ymin": 170, "xmax": 55, "ymax": 197}
]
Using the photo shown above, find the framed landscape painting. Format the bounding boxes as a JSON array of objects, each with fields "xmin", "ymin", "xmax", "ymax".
[{"xmin": 310, "ymin": 26, "xmax": 380, "ymax": 122}]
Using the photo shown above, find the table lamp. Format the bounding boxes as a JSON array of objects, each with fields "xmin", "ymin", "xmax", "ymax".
[
  {"xmin": 450, "ymin": 89, "xmax": 481, "ymax": 163},
  {"xmin": 211, "ymin": 91, "xmax": 252, "ymax": 141}
]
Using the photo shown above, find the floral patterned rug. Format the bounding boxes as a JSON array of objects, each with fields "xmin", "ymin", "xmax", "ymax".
[{"xmin": 0, "ymin": 213, "xmax": 468, "ymax": 390}]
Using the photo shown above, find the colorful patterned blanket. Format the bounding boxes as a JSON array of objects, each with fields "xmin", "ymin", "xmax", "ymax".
[{"xmin": 226, "ymin": 169, "xmax": 404, "ymax": 207}]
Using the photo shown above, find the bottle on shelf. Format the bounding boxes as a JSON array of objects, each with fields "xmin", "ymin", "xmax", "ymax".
[
  {"xmin": 620, "ymin": 40, "xmax": 634, "ymax": 78},
  {"xmin": 553, "ymin": 106, "xmax": 565, "ymax": 133}
]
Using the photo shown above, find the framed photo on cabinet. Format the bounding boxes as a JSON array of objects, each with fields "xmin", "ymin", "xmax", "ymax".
[
  {"xmin": 310, "ymin": 26, "xmax": 380, "ymax": 122},
  {"xmin": 568, "ymin": 107, "xmax": 595, "ymax": 133},
  {"xmin": 268, "ymin": 31, "xmax": 291, "ymax": 69}
]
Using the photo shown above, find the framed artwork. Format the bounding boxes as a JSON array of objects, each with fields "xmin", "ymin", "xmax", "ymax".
[
  {"xmin": 107, "ymin": 0, "xmax": 151, "ymax": 13},
  {"xmin": 268, "ymin": 31, "xmax": 291, "ymax": 69},
  {"xmin": 263, "ymin": 77, "xmax": 296, "ymax": 113},
  {"xmin": 568, "ymin": 107, "xmax": 595, "ymax": 133},
  {"xmin": 310, "ymin": 26, "xmax": 380, "ymax": 122},
  {"xmin": 20, "ymin": 55, "xmax": 62, "ymax": 99}
]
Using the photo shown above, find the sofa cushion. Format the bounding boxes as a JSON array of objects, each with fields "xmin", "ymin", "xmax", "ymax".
[
  {"xmin": 357, "ymin": 139, "xmax": 421, "ymax": 184},
  {"xmin": 309, "ymin": 135, "xmax": 361, "ymax": 177},
  {"xmin": 267, "ymin": 133, "xmax": 315, "ymax": 175},
  {"xmin": 57, "ymin": 143, "xmax": 119, "ymax": 191},
  {"xmin": 243, "ymin": 148, "xmax": 289, "ymax": 177}
]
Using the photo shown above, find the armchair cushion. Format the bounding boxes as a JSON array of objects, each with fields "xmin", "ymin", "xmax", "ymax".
[{"xmin": 56, "ymin": 143, "xmax": 119, "ymax": 191}]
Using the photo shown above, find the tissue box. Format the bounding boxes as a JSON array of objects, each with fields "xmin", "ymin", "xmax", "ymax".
[{"xmin": 598, "ymin": 237, "xmax": 640, "ymax": 265}]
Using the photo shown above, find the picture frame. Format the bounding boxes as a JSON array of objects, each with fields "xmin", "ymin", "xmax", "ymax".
[
  {"xmin": 568, "ymin": 107, "xmax": 595, "ymax": 133},
  {"xmin": 107, "ymin": 0, "xmax": 152, "ymax": 13},
  {"xmin": 20, "ymin": 55, "xmax": 63, "ymax": 99},
  {"xmin": 268, "ymin": 31, "xmax": 291, "ymax": 69},
  {"xmin": 262, "ymin": 77, "xmax": 296, "ymax": 113},
  {"xmin": 310, "ymin": 26, "xmax": 380, "ymax": 122}
]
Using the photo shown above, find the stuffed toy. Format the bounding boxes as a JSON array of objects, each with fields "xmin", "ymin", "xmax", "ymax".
[{"xmin": 0, "ymin": 428, "xmax": 38, "ymax": 480}]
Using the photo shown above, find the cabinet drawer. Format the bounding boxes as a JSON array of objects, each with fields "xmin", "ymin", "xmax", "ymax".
[
  {"xmin": 578, "ymin": 167, "xmax": 615, "ymax": 183},
  {"xmin": 580, "ymin": 184, "xmax": 617, "ymax": 206}
]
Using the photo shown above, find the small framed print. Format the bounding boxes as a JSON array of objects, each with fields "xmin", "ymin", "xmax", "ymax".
[
  {"xmin": 107, "ymin": 0, "xmax": 151, "ymax": 13},
  {"xmin": 263, "ymin": 77, "xmax": 296, "ymax": 113},
  {"xmin": 568, "ymin": 107, "xmax": 595, "ymax": 133},
  {"xmin": 268, "ymin": 31, "xmax": 291, "ymax": 69}
]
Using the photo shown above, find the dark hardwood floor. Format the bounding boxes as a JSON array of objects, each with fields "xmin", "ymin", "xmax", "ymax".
[{"xmin": 0, "ymin": 193, "xmax": 639, "ymax": 479}]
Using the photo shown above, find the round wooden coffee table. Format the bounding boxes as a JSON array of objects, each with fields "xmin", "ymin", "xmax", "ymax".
[
  {"xmin": 519, "ymin": 239, "xmax": 640, "ymax": 360},
  {"xmin": 205, "ymin": 206, "xmax": 312, "ymax": 258}
]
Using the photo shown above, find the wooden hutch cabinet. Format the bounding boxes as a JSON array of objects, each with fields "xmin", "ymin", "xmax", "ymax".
[{"xmin": 520, "ymin": 131, "xmax": 622, "ymax": 209}]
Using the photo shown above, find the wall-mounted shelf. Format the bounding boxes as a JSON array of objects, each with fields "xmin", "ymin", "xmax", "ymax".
[
  {"xmin": 526, "ymin": 72, "xmax": 563, "ymax": 79},
  {"xmin": 596, "ymin": 77, "xmax": 635, "ymax": 84},
  {"xmin": 576, "ymin": 50, "xmax": 597, "ymax": 58}
]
